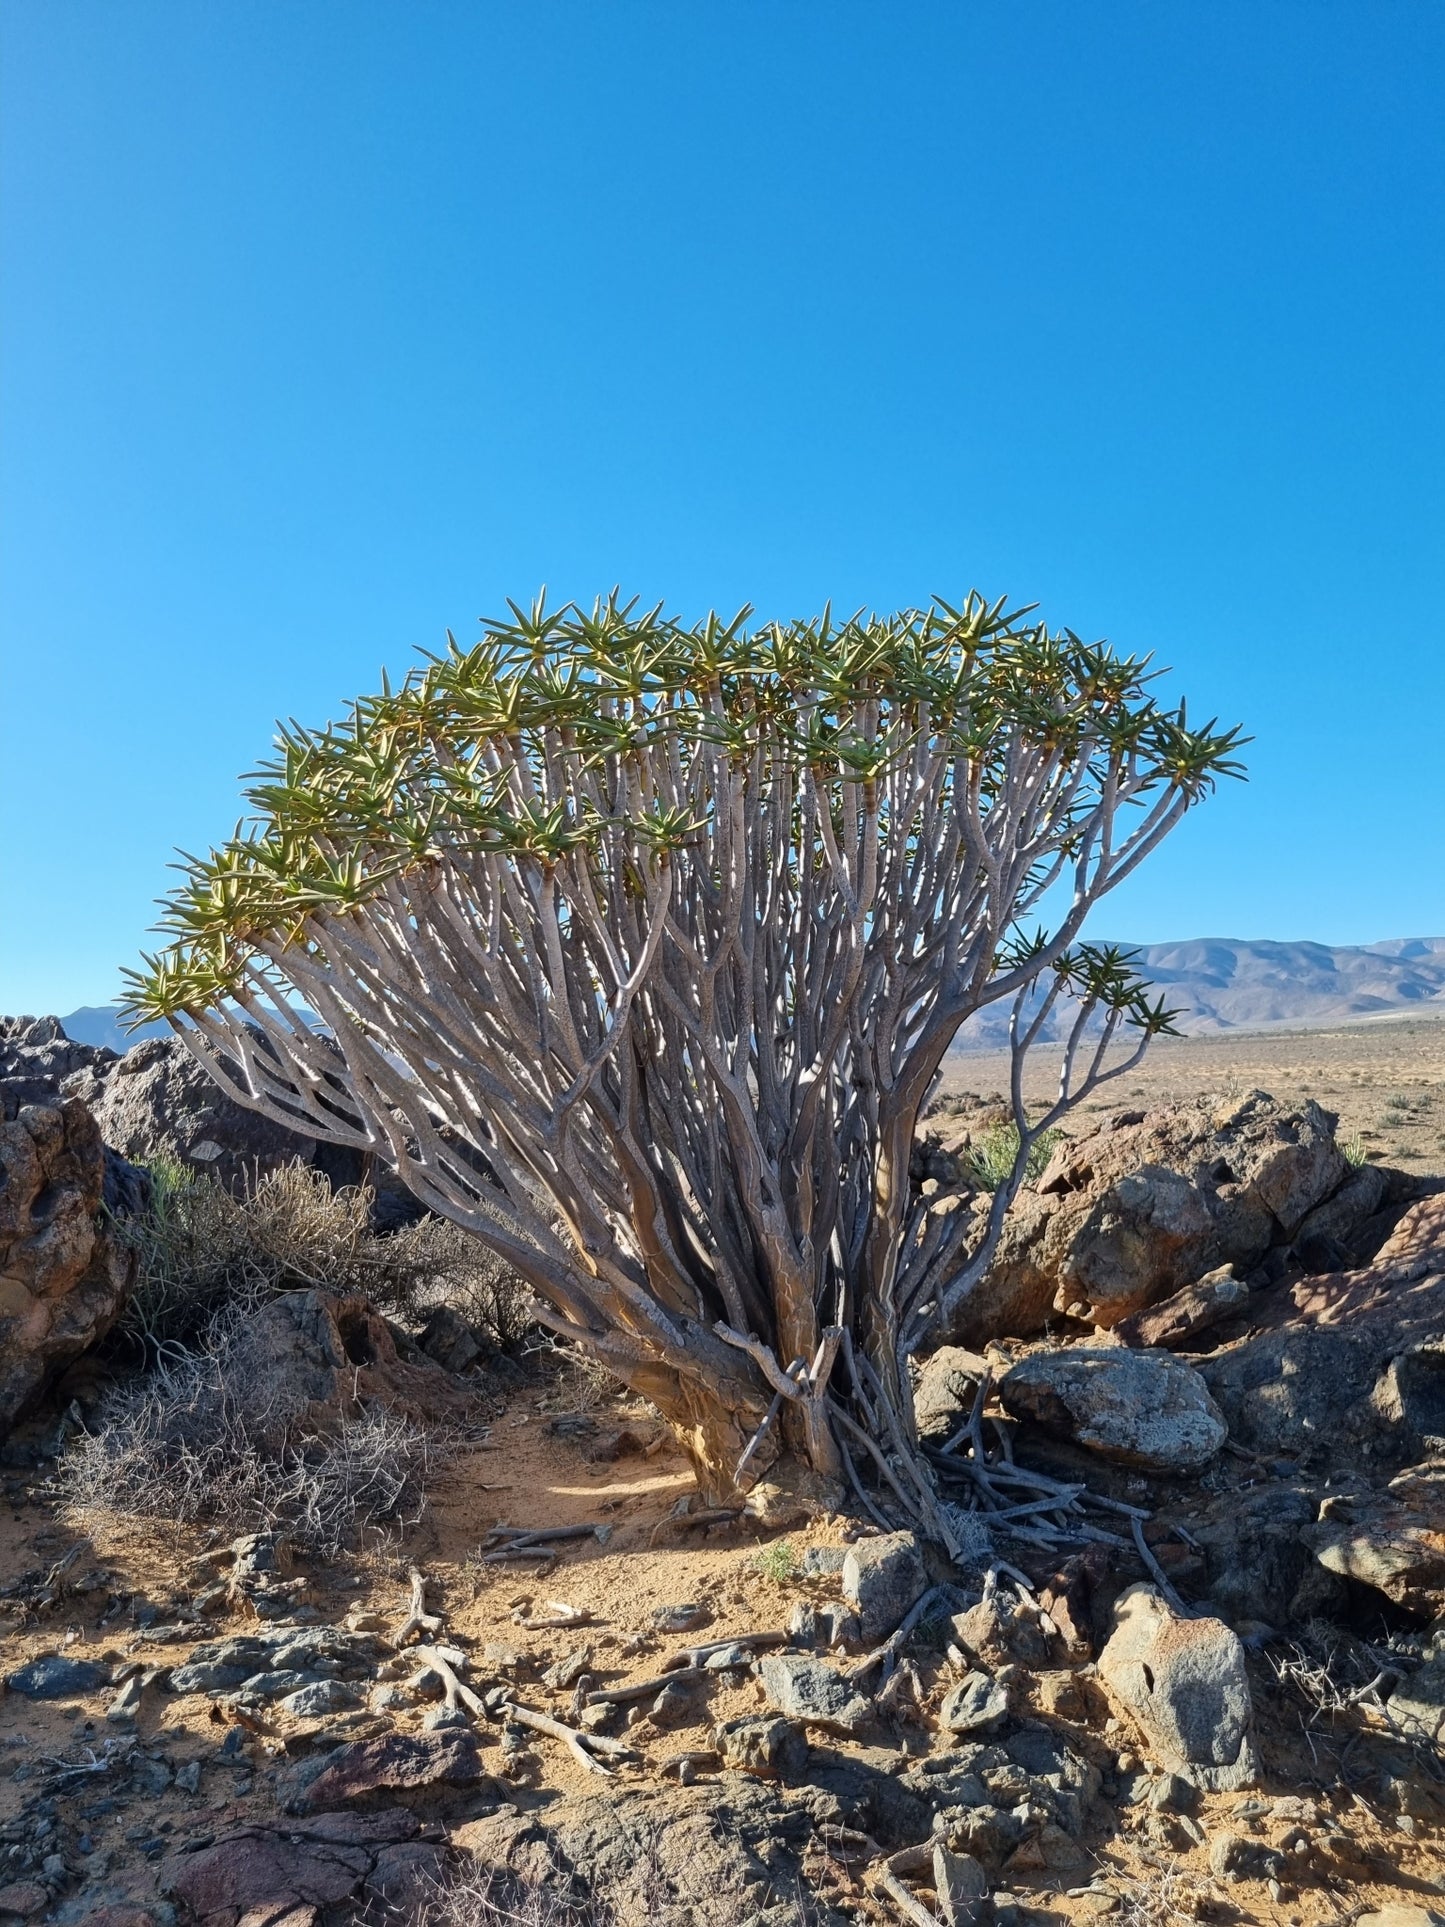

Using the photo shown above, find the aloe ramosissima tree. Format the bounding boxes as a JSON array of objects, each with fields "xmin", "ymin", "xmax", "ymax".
[{"xmin": 126, "ymin": 593, "xmax": 1243, "ymax": 1544}]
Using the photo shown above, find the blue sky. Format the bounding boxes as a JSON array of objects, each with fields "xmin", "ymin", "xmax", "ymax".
[{"xmin": 3, "ymin": 2, "xmax": 1443, "ymax": 1013}]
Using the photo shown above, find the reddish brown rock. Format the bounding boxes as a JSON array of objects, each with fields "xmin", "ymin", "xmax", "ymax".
[
  {"xmin": 955, "ymin": 1090, "xmax": 1347, "ymax": 1339},
  {"xmin": 0, "ymin": 1097, "xmax": 140, "ymax": 1430},
  {"xmin": 287, "ymin": 1730, "xmax": 490, "ymax": 1812},
  {"xmin": 158, "ymin": 1812, "xmax": 422, "ymax": 1927}
]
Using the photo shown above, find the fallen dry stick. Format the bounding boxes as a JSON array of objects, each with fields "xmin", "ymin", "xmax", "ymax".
[
  {"xmin": 666, "ymin": 1631, "xmax": 788, "ymax": 1669},
  {"xmin": 500, "ymin": 1698, "xmax": 639, "ymax": 1777},
  {"xmin": 875, "ymin": 1868, "xmax": 941, "ymax": 1927},
  {"xmin": 412, "ymin": 1644, "xmax": 489, "ymax": 1721},
  {"xmin": 848, "ymin": 1584, "xmax": 961, "ymax": 1687},
  {"xmin": 512, "ymin": 1600, "xmax": 593, "ymax": 1631},
  {"xmin": 584, "ymin": 1665, "xmax": 707, "ymax": 1707},
  {"xmin": 648, "ymin": 1507, "xmax": 742, "ymax": 1546},
  {"xmin": 396, "ymin": 1568, "xmax": 444, "ymax": 1645}
]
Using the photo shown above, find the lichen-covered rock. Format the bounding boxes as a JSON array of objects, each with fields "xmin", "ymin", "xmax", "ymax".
[
  {"xmin": 1200, "ymin": 1194, "xmax": 1445, "ymax": 1463},
  {"xmin": 757, "ymin": 1655, "xmax": 872, "ymax": 1735},
  {"xmin": 1098, "ymin": 1585, "xmax": 1259, "ymax": 1791},
  {"xmin": 0, "ymin": 1097, "xmax": 145, "ymax": 1431},
  {"xmin": 712, "ymin": 1712, "xmax": 809, "ymax": 1778},
  {"xmin": 957, "ymin": 1090, "xmax": 1349, "ymax": 1338},
  {"xmin": 999, "ymin": 1347, "xmax": 1226, "ymax": 1472},
  {"xmin": 911, "ymin": 1345, "xmax": 989, "ymax": 1441},
  {"xmin": 842, "ymin": 1531, "xmax": 928, "ymax": 1641}
]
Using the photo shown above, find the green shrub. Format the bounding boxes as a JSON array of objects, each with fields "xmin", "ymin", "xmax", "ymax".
[{"xmin": 964, "ymin": 1122, "xmax": 1061, "ymax": 1191}]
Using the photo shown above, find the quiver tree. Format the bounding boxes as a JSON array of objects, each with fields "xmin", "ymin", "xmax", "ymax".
[{"xmin": 126, "ymin": 593, "xmax": 1243, "ymax": 1543}]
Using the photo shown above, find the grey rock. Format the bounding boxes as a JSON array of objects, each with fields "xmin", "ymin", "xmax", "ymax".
[
  {"xmin": 1200, "ymin": 1194, "xmax": 1445, "ymax": 1461},
  {"xmin": 798, "ymin": 1547, "xmax": 847, "ymax": 1580},
  {"xmin": 174, "ymin": 1760, "xmax": 201, "ymax": 1794},
  {"xmin": 712, "ymin": 1714, "xmax": 809, "ymax": 1779},
  {"xmin": 1208, "ymin": 1831, "xmax": 1282, "ymax": 1881},
  {"xmin": 935, "ymin": 1804, "xmax": 1030, "ymax": 1876},
  {"xmin": 933, "ymin": 1844, "xmax": 991, "ymax": 1927},
  {"xmin": 650, "ymin": 1602, "xmax": 710, "ymax": 1633},
  {"xmin": 167, "ymin": 1662, "xmax": 256, "ymax": 1696},
  {"xmin": 757, "ymin": 1655, "xmax": 872, "ymax": 1736},
  {"xmin": 842, "ymin": 1531, "xmax": 927, "ymax": 1641},
  {"xmin": 1000, "ymin": 1347, "xmax": 1225, "ymax": 1472},
  {"xmin": 702, "ymin": 1643, "xmax": 755, "ymax": 1671},
  {"xmin": 912, "ymin": 1347, "xmax": 990, "ymax": 1443},
  {"xmin": 5, "ymin": 1655, "xmax": 109, "ymax": 1700},
  {"xmin": 1097, "ymin": 1586, "xmax": 1259, "ymax": 1791},
  {"xmin": 278, "ymin": 1679, "xmax": 362, "ymax": 1719},
  {"xmin": 233, "ymin": 1669, "xmax": 327, "ymax": 1705},
  {"xmin": 940, "ymin": 1672, "xmax": 1010, "ymax": 1735},
  {"xmin": 1385, "ymin": 1654, "xmax": 1445, "ymax": 1745}
]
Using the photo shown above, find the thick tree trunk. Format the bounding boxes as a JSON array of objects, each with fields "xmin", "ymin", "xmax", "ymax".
[{"xmin": 613, "ymin": 1352, "xmax": 776, "ymax": 1505}]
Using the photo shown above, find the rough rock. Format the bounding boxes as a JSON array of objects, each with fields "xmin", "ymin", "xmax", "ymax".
[
  {"xmin": 0, "ymin": 1883, "xmax": 49, "ymax": 1920},
  {"xmin": 0, "ymin": 1096, "xmax": 145, "ymax": 1430},
  {"xmin": 286, "ymin": 1729, "xmax": 492, "ymax": 1812},
  {"xmin": 211, "ymin": 1287, "xmax": 475, "ymax": 1441},
  {"xmin": 757, "ymin": 1655, "xmax": 872, "ymax": 1735},
  {"xmin": 999, "ymin": 1348, "xmax": 1226, "ymax": 1472},
  {"xmin": 1355, "ymin": 1907, "xmax": 1445, "ymax": 1927},
  {"xmin": 912, "ymin": 1346, "xmax": 989, "ymax": 1442},
  {"xmin": 1200, "ymin": 1195, "xmax": 1445, "ymax": 1462},
  {"xmin": 1097, "ymin": 1585, "xmax": 1259, "ymax": 1791},
  {"xmin": 1385, "ymin": 1653, "xmax": 1445, "ymax": 1745},
  {"xmin": 939, "ymin": 1671, "xmax": 1010, "ymax": 1734},
  {"xmin": 712, "ymin": 1713, "xmax": 809, "ymax": 1778},
  {"xmin": 451, "ymin": 1778, "xmax": 847, "ymax": 1926},
  {"xmin": 962, "ymin": 1091, "xmax": 1348, "ymax": 1338},
  {"xmin": 1191, "ymin": 1484, "xmax": 1319, "ymax": 1626},
  {"xmin": 933, "ymin": 1845, "xmax": 991, "ymax": 1927},
  {"xmin": 157, "ymin": 1809, "xmax": 436, "ymax": 1925},
  {"xmin": 842, "ymin": 1531, "xmax": 928, "ymax": 1641},
  {"xmin": 4, "ymin": 1654, "xmax": 110, "ymax": 1700},
  {"xmin": 81, "ymin": 1033, "xmax": 320, "ymax": 1194},
  {"xmin": 1298, "ymin": 1459, "xmax": 1445, "ymax": 1617},
  {"xmin": 1113, "ymin": 1265, "xmax": 1248, "ymax": 1350}
]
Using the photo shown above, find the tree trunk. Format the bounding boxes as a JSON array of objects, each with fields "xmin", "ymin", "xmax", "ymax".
[{"xmin": 613, "ymin": 1352, "xmax": 776, "ymax": 1505}]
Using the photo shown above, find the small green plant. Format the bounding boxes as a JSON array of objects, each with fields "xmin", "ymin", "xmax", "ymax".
[
  {"xmin": 1342, "ymin": 1134, "xmax": 1369, "ymax": 1169},
  {"xmin": 965, "ymin": 1122, "xmax": 1061, "ymax": 1191},
  {"xmin": 754, "ymin": 1540, "xmax": 796, "ymax": 1584}
]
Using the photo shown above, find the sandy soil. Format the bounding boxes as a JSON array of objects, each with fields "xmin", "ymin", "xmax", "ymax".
[
  {"xmin": 3, "ymin": 1367, "xmax": 1443, "ymax": 1923},
  {"xmin": 942, "ymin": 1012, "xmax": 1445, "ymax": 1178}
]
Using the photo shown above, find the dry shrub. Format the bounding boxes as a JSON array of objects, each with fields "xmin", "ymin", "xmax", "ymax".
[
  {"xmin": 59, "ymin": 1305, "xmax": 443, "ymax": 1556},
  {"xmin": 118, "ymin": 1159, "xmax": 531, "ymax": 1352},
  {"xmin": 407, "ymin": 1853, "xmax": 818, "ymax": 1927}
]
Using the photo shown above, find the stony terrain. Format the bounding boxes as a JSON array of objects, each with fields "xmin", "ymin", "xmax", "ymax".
[{"xmin": 1, "ymin": 1015, "xmax": 1443, "ymax": 1927}]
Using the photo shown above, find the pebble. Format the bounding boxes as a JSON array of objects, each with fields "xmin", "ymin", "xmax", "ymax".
[{"xmin": 174, "ymin": 1761, "xmax": 201, "ymax": 1794}]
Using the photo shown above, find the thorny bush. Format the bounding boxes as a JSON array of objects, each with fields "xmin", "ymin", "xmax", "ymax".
[
  {"xmin": 117, "ymin": 1158, "xmax": 531, "ymax": 1353},
  {"xmin": 59, "ymin": 1304, "xmax": 444, "ymax": 1556}
]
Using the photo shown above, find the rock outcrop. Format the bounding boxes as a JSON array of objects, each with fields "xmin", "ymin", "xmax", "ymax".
[
  {"xmin": 999, "ymin": 1347, "xmax": 1227, "ymax": 1473},
  {"xmin": 1198, "ymin": 1194, "xmax": 1445, "ymax": 1462},
  {"xmin": 954, "ymin": 1090, "xmax": 1351, "ymax": 1339},
  {"xmin": 0, "ymin": 1096, "xmax": 148, "ymax": 1430}
]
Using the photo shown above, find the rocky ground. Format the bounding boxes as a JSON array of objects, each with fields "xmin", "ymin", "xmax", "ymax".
[{"xmin": 1, "ymin": 1017, "xmax": 1444, "ymax": 1926}]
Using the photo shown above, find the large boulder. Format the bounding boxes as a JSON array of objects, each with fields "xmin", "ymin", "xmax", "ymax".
[
  {"xmin": 214, "ymin": 1287, "xmax": 477, "ymax": 1440},
  {"xmin": 0, "ymin": 1014, "xmax": 116, "ymax": 1113},
  {"xmin": 0, "ymin": 1097, "xmax": 147, "ymax": 1430},
  {"xmin": 81, "ymin": 1034, "xmax": 321, "ymax": 1193},
  {"xmin": 956, "ymin": 1090, "xmax": 1348, "ymax": 1339},
  {"xmin": 999, "ymin": 1346, "xmax": 1227, "ymax": 1472},
  {"xmin": 1198, "ymin": 1194, "xmax": 1445, "ymax": 1464},
  {"xmin": 1097, "ymin": 1584, "xmax": 1260, "ymax": 1791}
]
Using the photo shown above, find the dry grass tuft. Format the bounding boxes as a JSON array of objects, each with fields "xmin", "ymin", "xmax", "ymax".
[
  {"xmin": 117, "ymin": 1159, "xmax": 532, "ymax": 1352},
  {"xmin": 59, "ymin": 1304, "xmax": 444, "ymax": 1556}
]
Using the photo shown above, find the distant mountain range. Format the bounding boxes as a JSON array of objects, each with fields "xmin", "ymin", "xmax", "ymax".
[
  {"xmin": 58, "ymin": 1006, "xmax": 169, "ymax": 1053},
  {"xmin": 952, "ymin": 936, "xmax": 1445, "ymax": 1049},
  {"xmin": 57, "ymin": 936, "xmax": 1445, "ymax": 1059}
]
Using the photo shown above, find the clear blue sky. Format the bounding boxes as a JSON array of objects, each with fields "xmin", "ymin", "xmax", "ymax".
[{"xmin": 3, "ymin": 2, "xmax": 1443, "ymax": 1014}]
